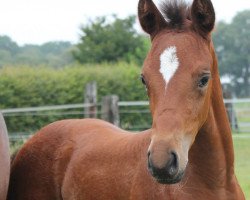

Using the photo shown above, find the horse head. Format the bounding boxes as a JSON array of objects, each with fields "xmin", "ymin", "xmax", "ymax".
[{"xmin": 138, "ymin": 0, "xmax": 216, "ymax": 184}]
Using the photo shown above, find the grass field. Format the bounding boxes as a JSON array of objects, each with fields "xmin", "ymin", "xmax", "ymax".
[{"xmin": 233, "ymin": 133, "xmax": 250, "ymax": 199}]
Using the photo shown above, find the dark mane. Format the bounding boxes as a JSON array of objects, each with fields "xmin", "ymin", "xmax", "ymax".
[{"xmin": 160, "ymin": 0, "xmax": 191, "ymax": 29}]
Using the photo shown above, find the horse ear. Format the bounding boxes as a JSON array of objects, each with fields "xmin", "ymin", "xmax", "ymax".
[
  {"xmin": 138, "ymin": 0, "xmax": 167, "ymax": 39},
  {"xmin": 191, "ymin": 0, "xmax": 215, "ymax": 38}
]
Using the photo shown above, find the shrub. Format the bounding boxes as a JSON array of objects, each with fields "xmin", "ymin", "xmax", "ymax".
[{"xmin": 0, "ymin": 63, "xmax": 150, "ymax": 134}]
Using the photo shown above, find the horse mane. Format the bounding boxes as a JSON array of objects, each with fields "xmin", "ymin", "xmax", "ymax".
[{"xmin": 160, "ymin": 0, "xmax": 191, "ymax": 29}]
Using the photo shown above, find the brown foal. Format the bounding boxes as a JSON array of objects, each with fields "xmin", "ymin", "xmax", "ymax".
[{"xmin": 8, "ymin": 0, "xmax": 245, "ymax": 199}]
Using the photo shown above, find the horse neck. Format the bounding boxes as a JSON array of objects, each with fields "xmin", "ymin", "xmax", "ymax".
[{"xmin": 188, "ymin": 55, "xmax": 235, "ymax": 188}]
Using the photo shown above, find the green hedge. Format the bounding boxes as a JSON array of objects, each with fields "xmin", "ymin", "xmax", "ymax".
[{"xmin": 0, "ymin": 63, "xmax": 151, "ymax": 134}]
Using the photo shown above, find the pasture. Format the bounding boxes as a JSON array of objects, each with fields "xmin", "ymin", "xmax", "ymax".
[{"xmin": 234, "ymin": 133, "xmax": 250, "ymax": 199}]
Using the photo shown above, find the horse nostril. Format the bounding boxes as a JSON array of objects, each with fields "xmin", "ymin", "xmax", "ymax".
[
  {"xmin": 166, "ymin": 151, "xmax": 179, "ymax": 176},
  {"xmin": 147, "ymin": 151, "xmax": 151, "ymax": 159},
  {"xmin": 147, "ymin": 151, "xmax": 152, "ymax": 169}
]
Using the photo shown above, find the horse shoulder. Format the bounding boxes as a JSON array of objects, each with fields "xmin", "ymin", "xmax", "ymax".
[{"xmin": 60, "ymin": 121, "xmax": 152, "ymax": 199}]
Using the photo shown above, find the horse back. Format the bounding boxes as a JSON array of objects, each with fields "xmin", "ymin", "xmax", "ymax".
[
  {"xmin": 8, "ymin": 118, "xmax": 149, "ymax": 200},
  {"xmin": 8, "ymin": 119, "xmax": 90, "ymax": 199}
]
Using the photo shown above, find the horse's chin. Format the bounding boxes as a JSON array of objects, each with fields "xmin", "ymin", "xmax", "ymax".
[{"xmin": 154, "ymin": 171, "xmax": 185, "ymax": 185}]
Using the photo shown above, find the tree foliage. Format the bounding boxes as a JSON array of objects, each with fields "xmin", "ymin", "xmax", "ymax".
[
  {"xmin": 0, "ymin": 36, "xmax": 19, "ymax": 55},
  {"xmin": 0, "ymin": 36, "xmax": 19, "ymax": 66},
  {"xmin": 213, "ymin": 10, "xmax": 250, "ymax": 97},
  {"xmin": 73, "ymin": 15, "xmax": 149, "ymax": 65},
  {"xmin": 0, "ymin": 36, "xmax": 74, "ymax": 68}
]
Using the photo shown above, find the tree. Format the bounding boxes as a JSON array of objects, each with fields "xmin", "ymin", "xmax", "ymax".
[
  {"xmin": 40, "ymin": 41, "xmax": 72, "ymax": 54},
  {"xmin": 213, "ymin": 10, "xmax": 250, "ymax": 97},
  {"xmin": 0, "ymin": 36, "xmax": 19, "ymax": 55},
  {"xmin": 73, "ymin": 15, "xmax": 149, "ymax": 65},
  {"xmin": 0, "ymin": 50, "xmax": 12, "ymax": 66},
  {"xmin": 0, "ymin": 36, "xmax": 19, "ymax": 66},
  {"xmin": 0, "ymin": 37, "xmax": 74, "ymax": 68},
  {"xmin": 40, "ymin": 42, "xmax": 74, "ymax": 67},
  {"xmin": 14, "ymin": 45, "xmax": 44, "ymax": 66}
]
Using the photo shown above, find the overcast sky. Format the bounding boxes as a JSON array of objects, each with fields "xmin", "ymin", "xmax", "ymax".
[{"xmin": 0, "ymin": 0, "xmax": 249, "ymax": 45}]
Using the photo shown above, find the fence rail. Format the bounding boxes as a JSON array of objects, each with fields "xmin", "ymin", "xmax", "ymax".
[
  {"xmin": 3, "ymin": 99, "xmax": 250, "ymax": 114},
  {"xmin": 224, "ymin": 98, "xmax": 250, "ymax": 103},
  {"xmin": 1, "ymin": 103, "xmax": 95, "ymax": 114},
  {"xmin": 2, "ymin": 98, "xmax": 250, "ymax": 142}
]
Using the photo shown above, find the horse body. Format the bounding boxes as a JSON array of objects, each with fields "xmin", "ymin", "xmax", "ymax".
[
  {"xmin": 8, "ymin": 0, "xmax": 245, "ymax": 199},
  {"xmin": 8, "ymin": 115, "xmax": 243, "ymax": 200},
  {"xmin": 8, "ymin": 119, "xmax": 151, "ymax": 200},
  {"xmin": 0, "ymin": 113, "xmax": 10, "ymax": 200}
]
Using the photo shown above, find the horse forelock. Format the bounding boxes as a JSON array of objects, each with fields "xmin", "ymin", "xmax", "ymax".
[{"xmin": 160, "ymin": 0, "xmax": 191, "ymax": 30}]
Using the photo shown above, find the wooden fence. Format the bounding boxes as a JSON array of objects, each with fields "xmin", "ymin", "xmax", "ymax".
[{"xmin": 1, "ymin": 82, "xmax": 250, "ymax": 141}]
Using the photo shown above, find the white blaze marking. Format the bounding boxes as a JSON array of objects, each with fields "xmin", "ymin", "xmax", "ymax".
[{"xmin": 159, "ymin": 46, "xmax": 179, "ymax": 87}]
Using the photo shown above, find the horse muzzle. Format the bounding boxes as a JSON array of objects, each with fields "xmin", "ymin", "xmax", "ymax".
[{"xmin": 147, "ymin": 149, "xmax": 186, "ymax": 184}]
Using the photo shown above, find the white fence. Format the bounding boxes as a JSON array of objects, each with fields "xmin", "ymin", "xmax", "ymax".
[
  {"xmin": 224, "ymin": 98, "xmax": 250, "ymax": 133},
  {"xmin": 2, "ymin": 98, "xmax": 250, "ymax": 141}
]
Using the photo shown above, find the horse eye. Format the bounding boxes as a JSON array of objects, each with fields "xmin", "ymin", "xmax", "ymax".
[
  {"xmin": 140, "ymin": 74, "xmax": 146, "ymax": 86},
  {"xmin": 198, "ymin": 75, "xmax": 210, "ymax": 88}
]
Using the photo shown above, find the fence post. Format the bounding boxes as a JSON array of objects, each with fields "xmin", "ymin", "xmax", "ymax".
[
  {"xmin": 101, "ymin": 95, "xmax": 120, "ymax": 126},
  {"xmin": 84, "ymin": 82, "xmax": 97, "ymax": 118}
]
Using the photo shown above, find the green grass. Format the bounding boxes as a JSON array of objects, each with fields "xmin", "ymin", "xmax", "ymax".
[
  {"xmin": 10, "ymin": 140, "xmax": 25, "ymax": 155},
  {"xmin": 233, "ymin": 133, "xmax": 250, "ymax": 199}
]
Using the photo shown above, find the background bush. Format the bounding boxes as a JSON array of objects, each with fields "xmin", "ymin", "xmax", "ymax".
[{"xmin": 0, "ymin": 63, "xmax": 150, "ymax": 134}]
